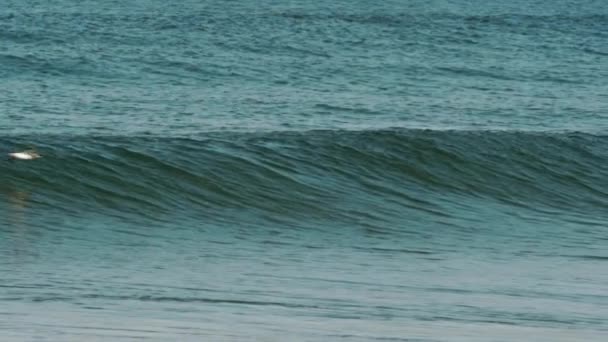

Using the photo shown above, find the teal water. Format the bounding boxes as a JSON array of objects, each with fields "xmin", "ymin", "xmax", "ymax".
[{"xmin": 1, "ymin": 1, "xmax": 608, "ymax": 341}]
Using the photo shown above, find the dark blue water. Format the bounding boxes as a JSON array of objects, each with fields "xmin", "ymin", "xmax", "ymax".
[{"xmin": 1, "ymin": 1, "xmax": 608, "ymax": 340}]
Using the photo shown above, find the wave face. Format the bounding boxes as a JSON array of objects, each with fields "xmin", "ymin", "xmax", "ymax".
[{"xmin": 2, "ymin": 130, "xmax": 607, "ymax": 226}]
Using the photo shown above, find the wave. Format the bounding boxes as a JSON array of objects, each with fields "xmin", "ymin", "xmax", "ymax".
[
  {"xmin": 2, "ymin": 129, "xmax": 607, "ymax": 225},
  {"xmin": 2, "ymin": 7, "xmax": 604, "ymax": 85},
  {"xmin": 275, "ymin": 11, "xmax": 608, "ymax": 29},
  {"xmin": 3, "ymin": 10, "xmax": 605, "ymax": 45}
]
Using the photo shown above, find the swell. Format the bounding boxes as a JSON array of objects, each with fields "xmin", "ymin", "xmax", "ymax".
[
  {"xmin": 2, "ymin": 9, "xmax": 604, "ymax": 83},
  {"xmin": 275, "ymin": 11, "xmax": 608, "ymax": 36},
  {"xmin": 4, "ymin": 11, "xmax": 605, "ymax": 40},
  {"xmin": 3, "ymin": 10, "xmax": 605, "ymax": 47},
  {"xmin": 1, "ymin": 130, "xmax": 607, "ymax": 223}
]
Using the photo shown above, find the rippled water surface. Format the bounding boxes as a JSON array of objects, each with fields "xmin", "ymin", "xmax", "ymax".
[{"xmin": 1, "ymin": 0, "xmax": 607, "ymax": 341}]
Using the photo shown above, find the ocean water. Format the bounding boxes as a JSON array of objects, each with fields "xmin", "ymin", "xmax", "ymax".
[{"xmin": 1, "ymin": 0, "xmax": 608, "ymax": 341}]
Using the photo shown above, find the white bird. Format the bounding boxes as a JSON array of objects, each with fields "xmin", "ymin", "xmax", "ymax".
[{"xmin": 9, "ymin": 150, "xmax": 41, "ymax": 160}]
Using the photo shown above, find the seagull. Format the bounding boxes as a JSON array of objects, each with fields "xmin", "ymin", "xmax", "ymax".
[{"xmin": 9, "ymin": 150, "xmax": 41, "ymax": 160}]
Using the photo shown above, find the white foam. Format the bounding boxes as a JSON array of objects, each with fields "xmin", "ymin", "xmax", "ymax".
[{"xmin": 9, "ymin": 151, "xmax": 41, "ymax": 160}]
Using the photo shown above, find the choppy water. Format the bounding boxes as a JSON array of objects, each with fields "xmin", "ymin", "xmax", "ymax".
[{"xmin": 1, "ymin": 0, "xmax": 608, "ymax": 341}]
